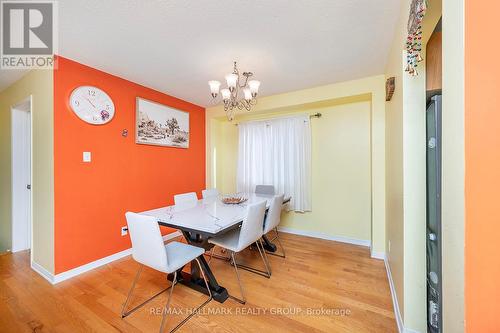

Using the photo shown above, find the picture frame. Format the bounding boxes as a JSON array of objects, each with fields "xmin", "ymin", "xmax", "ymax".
[{"xmin": 135, "ymin": 97, "xmax": 189, "ymax": 148}]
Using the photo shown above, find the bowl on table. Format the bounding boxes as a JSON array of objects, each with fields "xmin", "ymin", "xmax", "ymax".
[{"xmin": 220, "ymin": 194, "xmax": 248, "ymax": 205}]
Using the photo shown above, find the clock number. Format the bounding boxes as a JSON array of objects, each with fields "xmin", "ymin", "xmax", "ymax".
[
  {"xmin": 88, "ymin": 90, "xmax": 96, "ymax": 96},
  {"xmin": 74, "ymin": 100, "xmax": 80, "ymax": 106}
]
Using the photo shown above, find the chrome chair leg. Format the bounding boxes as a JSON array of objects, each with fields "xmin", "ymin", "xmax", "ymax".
[
  {"xmin": 231, "ymin": 241, "xmax": 272, "ymax": 278},
  {"xmin": 259, "ymin": 239, "xmax": 272, "ymax": 275},
  {"xmin": 208, "ymin": 246, "xmax": 230, "ymax": 263},
  {"xmin": 160, "ymin": 258, "xmax": 213, "ymax": 333},
  {"xmin": 228, "ymin": 251, "xmax": 246, "ymax": 304},
  {"xmin": 266, "ymin": 228, "xmax": 286, "ymax": 258},
  {"xmin": 208, "ymin": 247, "xmax": 215, "ymax": 263},
  {"xmin": 121, "ymin": 265, "xmax": 173, "ymax": 318},
  {"xmin": 159, "ymin": 271, "xmax": 177, "ymax": 333}
]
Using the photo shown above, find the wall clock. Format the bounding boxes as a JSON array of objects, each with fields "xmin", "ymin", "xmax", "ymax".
[{"xmin": 69, "ymin": 86, "xmax": 115, "ymax": 125}]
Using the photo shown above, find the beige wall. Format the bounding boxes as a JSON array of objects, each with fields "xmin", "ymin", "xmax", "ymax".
[
  {"xmin": 442, "ymin": 0, "xmax": 464, "ymax": 331},
  {"xmin": 206, "ymin": 75, "xmax": 386, "ymax": 254},
  {"xmin": 384, "ymin": 0, "xmax": 441, "ymax": 331},
  {"xmin": 211, "ymin": 101, "xmax": 372, "ymax": 242},
  {"xmin": 0, "ymin": 70, "xmax": 54, "ymax": 273}
]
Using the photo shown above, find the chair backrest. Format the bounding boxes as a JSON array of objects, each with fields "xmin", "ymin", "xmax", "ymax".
[
  {"xmin": 263, "ymin": 194, "xmax": 284, "ymax": 234},
  {"xmin": 236, "ymin": 200, "xmax": 267, "ymax": 252},
  {"xmin": 125, "ymin": 212, "xmax": 168, "ymax": 272},
  {"xmin": 174, "ymin": 192, "xmax": 198, "ymax": 205},
  {"xmin": 255, "ymin": 185, "xmax": 275, "ymax": 195},
  {"xmin": 202, "ymin": 188, "xmax": 219, "ymax": 199}
]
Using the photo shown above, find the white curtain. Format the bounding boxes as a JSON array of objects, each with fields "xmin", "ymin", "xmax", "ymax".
[{"xmin": 237, "ymin": 114, "xmax": 311, "ymax": 212}]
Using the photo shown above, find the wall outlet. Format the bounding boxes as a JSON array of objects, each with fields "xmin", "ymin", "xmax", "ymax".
[
  {"xmin": 83, "ymin": 151, "xmax": 91, "ymax": 162},
  {"xmin": 121, "ymin": 226, "xmax": 128, "ymax": 236}
]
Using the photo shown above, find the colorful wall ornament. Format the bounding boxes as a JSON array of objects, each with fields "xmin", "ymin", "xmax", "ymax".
[{"xmin": 406, "ymin": 0, "xmax": 427, "ymax": 76}]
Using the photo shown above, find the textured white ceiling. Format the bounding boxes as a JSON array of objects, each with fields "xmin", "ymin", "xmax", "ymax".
[{"xmin": 1, "ymin": 0, "xmax": 401, "ymax": 106}]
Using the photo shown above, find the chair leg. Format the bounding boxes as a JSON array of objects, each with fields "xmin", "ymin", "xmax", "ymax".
[
  {"xmin": 231, "ymin": 241, "xmax": 272, "ymax": 278},
  {"xmin": 208, "ymin": 247, "xmax": 215, "ymax": 263},
  {"xmin": 266, "ymin": 228, "xmax": 286, "ymax": 258},
  {"xmin": 228, "ymin": 251, "xmax": 246, "ymax": 304},
  {"xmin": 121, "ymin": 265, "xmax": 173, "ymax": 318},
  {"xmin": 208, "ymin": 246, "xmax": 230, "ymax": 263},
  {"xmin": 159, "ymin": 271, "xmax": 177, "ymax": 333},
  {"xmin": 258, "ymin": 239, "xmax": 272, "ymax": 275},
  {"xmin": 160, "ymin": 258, "xmax": 213, "ymax": 333}
]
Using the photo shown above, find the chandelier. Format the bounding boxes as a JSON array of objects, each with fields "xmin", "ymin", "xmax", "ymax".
[{"xmin": 208, "ymin": 61, "xmax": 261, "ymax": 121}]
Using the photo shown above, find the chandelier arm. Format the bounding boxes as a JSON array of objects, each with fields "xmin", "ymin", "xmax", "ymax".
[
  {"xmin": 244, "ymin": 100, "xmax": 251, "ymax": 111},
  {"xmin": 239, "ymin": 75, "xmax": 250, "ymax": 89}
]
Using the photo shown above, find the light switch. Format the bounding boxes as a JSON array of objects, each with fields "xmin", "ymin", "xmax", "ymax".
[{"xmin": 83, "ymin": 151, "xmax": 91, "ymax": 162}]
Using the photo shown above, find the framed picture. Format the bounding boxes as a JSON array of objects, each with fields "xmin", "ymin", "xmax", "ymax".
[{"xmin": 136, "ymin": 97, "xmax": 189, "ymax": 148}]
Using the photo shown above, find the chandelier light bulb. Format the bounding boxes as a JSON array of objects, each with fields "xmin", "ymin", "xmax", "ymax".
[
  {"xmin": 221, "ymin": 88, "xmax": 231, "ymax": 101},
  {"xmin": 208, "ymin": 80, "xmax": 221, "ymax": 98},
  {"xmin": 243, "ymin": 88, "xmax": 252, "ymax": 101},
  {"xmin": 225, "ymin": 73, "xmax": 238, "ymax": 91},
  {"xmin": 248, "ymin": 80, "xmax": 260, "ymax": 97}
]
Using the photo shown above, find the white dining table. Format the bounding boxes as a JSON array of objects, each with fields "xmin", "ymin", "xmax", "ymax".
[
  {"xmin": 139, "ymin": 193, "xmax": 290, "ymax": 303},
  {"xmin": 141, "ymin": 193, "xmax": 290, "ymax": 236}
]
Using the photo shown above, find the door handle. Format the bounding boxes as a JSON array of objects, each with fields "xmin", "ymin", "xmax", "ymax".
[{"xmin": 26, "ymin": 184, "xmax": 31, "ymax": 190}]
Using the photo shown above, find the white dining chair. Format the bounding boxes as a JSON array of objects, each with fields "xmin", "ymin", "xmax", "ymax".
[
  {"xmin": 122, "ymin": 212, "xmax": 211, "ymax": 333},
  {"xmin": 208, "ymin": 201, "xmax": 269, "ymax": 304},
  {"xmin": 262, "ymin": 194, "xmax": 286, "ymax": 259},
  {"xmin": 202, "ymin": 188, "xmax": 219, "ymax": 199},
  {"xmin": 255, "ymin": 185, "xmax": 275, "ymax": 195},
  {"xmin": 173, "ymin": 192, "xmax": 198, "ymax": 205}
]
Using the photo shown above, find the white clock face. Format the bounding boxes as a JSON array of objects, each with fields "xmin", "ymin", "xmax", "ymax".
[{"xmin": 69, "ymin": 86, "xmax": 115, "ymax": 125}]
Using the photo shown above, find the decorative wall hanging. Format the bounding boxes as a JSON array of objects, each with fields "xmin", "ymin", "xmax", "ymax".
[
  {"xmin": 406, "ymin": 0, "xmax": 427, "ymax": 76},
  {"xmin": 386, "ymin": 77, "xmax": 396, "ymax": 101},
  {"xmin": 136, "ymin": 98, "xmax": 189, "ymax": 148}
]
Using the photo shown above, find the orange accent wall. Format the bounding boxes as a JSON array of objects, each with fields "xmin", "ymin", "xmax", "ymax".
[
  {"xmin": 54, "ymin": 57, "xmax": 205, "ymax": 274},
  {"xmin": 465, "ymin": 1, "xmax": 500, "ymax": 331}
]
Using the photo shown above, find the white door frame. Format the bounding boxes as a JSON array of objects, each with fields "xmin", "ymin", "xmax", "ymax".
[{"xmin": 11, "ymin": 95, "xmax": 33, "ymax": 261}]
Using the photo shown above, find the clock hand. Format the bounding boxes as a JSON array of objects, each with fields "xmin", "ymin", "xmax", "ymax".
[{"xmin": 84, "ymin": 96, "xmax": 97, "ymax": 109}]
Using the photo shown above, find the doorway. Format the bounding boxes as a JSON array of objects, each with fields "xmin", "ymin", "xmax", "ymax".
[{"xmin": 11, "ymin": 97, "xmax": 32, "ymax": 253}]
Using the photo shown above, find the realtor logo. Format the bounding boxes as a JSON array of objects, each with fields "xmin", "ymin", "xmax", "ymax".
[{"xmin": 1, "ymin": 0, "xmax": 57, "ymax": 69}]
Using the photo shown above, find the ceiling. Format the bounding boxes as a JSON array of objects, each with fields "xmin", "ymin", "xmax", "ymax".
[{"xmin": 1, "ymin": 0, "xmax": 401, "ymax": 107}]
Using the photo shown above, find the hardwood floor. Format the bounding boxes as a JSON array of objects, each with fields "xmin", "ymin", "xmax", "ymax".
[{"xmin": 0, "ymin": 233, "xmax": 396, "ymax": 332}]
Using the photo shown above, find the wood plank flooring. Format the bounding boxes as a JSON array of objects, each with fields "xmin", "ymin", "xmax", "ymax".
[{"xmin": 0, "ymin": 233, "xmax": 396, "ymax": 332}]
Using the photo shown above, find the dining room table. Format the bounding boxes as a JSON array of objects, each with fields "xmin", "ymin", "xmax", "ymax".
[{"xmin": 140, "ymin": 193, "xmax": 291, "ymax": 303}]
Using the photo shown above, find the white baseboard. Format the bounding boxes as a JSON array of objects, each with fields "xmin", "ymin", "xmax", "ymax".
[
  {"xmin": 30, "ymin": 231, "xmax": 182, "ymax": 285},
  {"xmin": 278, "ymin": 226, "xmax": 371, "ymax": 247},
  {"xmin": 384, "ymin": 256, "xmax": 404, "ymax": 333},
  {"xmin": 31, "ymin": 260, "xmax": 55, "ymax": 284},
  {"xmin": 370, "ymin": 250, "xmax": 385, "ymax": 260},
  {"xmin": 383, "ymin": 256, "xmax": 422, "ymax": 333}
]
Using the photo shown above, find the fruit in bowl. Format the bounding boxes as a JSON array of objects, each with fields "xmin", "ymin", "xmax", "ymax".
[{"xmin": 221, "ymin": 195, "xmax": 248, "ymax": 205}]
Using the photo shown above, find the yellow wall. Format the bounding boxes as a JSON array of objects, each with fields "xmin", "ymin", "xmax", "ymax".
[
  {"xmin": 0, "ymin": 70, "xmax": 54, "ymax": 273},
  {"xmin": 384, "ymin": 0, "xmax": 441, "ymax": 331},
  {"xmin": 206, "ymin": 75, "xmax": 386, "ymax": 254},
  {"xmin": 442, "ymin": 0, "xmax": 464, "ymax": 331},
  {"xmin": 211, "ymin": 101, "xmax": 372, "ymax": 242}
]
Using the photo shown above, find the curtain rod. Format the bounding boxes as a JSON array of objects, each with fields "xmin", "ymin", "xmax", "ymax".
[{"xmin": 234, "ymin": 113, "xmax": 322, "ymax": 126}]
